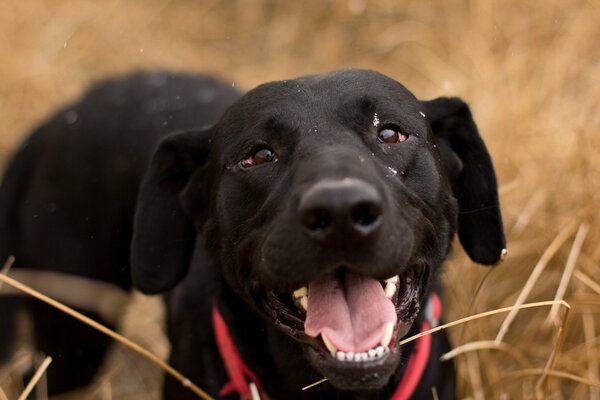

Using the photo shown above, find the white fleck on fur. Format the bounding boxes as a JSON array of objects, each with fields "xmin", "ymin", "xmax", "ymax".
[{"xmin": 373, "ymin": 113, "xmax": 380, "ymax": 127}]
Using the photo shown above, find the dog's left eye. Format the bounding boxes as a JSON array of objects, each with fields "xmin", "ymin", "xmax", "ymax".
[
  {"xmin": 239, "ymin": 148, "xmax": 277, "ymax": 168},
  {"xmin": 377, "ymin": 127, "xmax": 409, "ymax": 144}
]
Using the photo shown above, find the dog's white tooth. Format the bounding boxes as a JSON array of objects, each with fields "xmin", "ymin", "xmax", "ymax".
[
  {"xmin": 380, "ymin": 322, "xmax": 394, "ymax": 348},
  {"xmin": 336, "ymin": 351, "xmax": 346, "ymax": 361},
  {"xmin": 299, "ymin": 296, "xmax": 308, "ymax": 311},
  {"xmin": 360, "ymin": 352, "xmax": 369, "ymax": 361},
  {"xmin": 368, "ymin": 349, "xmax": 377, "ymax": 358},
  {"xmin": 376, "ymin": 346, "xmax": 385, "ymax": 357},
  {"xmin": 384, "ymin": 282, "xmax": 396, "ymax": 298},
  {"xmin": 346, "ymin": 352, "xmax": 354, "ymax": 361},
  {"xmin": 385, "ymin": 275, "xmax": 399, "ymax": 284},
  {"xmin": 293, "ymin": 286, "xmax": 308, "ymax": 299},
  {"xmin": 321, "ymin": 333, "xmax": 337, "ymax": 356}
]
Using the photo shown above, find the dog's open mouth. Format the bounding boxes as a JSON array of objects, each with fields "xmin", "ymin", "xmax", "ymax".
[{"xmin": 261, "ymin": 266, "xmax": 426, "ymax": 389}]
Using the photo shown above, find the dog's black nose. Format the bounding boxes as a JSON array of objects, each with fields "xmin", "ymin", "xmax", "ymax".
[{"xmin": 298, "ymin": 178, "xmax": 382, "ymax": 242}]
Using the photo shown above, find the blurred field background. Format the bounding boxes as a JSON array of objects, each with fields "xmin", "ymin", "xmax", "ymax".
[{"xmin": 1, "ymin": 0, "xmax": 600, "ymax": 399}]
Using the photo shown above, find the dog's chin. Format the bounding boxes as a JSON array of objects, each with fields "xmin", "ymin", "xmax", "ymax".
[
  {"xmin": 303, "ymin": 336, "xmax": 403, "ymax": 390},
  {"xmin": 257, "ymin": 265, "xmax": 427, "ymax": 391}
]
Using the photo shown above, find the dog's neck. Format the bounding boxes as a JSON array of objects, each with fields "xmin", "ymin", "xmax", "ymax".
[{"xmin": 217, "ymin": 284, "xmax": 424, "ymax": 400}]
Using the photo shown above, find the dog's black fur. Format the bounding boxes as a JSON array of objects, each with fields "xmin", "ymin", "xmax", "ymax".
[
  {"xmin": 0, "ymin": 72, "xmax": 239, "ymax": 394},
  {"xmin": 0, "ymin": 69, "xmax": 505, "ymax": 399}
]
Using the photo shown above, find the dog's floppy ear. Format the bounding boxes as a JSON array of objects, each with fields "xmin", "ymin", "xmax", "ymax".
[
  {"xmin": 422, "ymin": 97, "xmax": 506, "ymax": 265},
  {"xmin": 131, "ymin": 129, "xmax": 211, "ymax": 294}
]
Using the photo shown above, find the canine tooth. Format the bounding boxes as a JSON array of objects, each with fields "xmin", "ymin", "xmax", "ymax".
[
  {"xmin": 336, "ymin": 351, "xmax": 346, "ymax": 361},
  {"xmin": 380, "ymin": 322, "xmax": 394, "ymax": 348},
  {"xmin": 346, "ymin": 352, "xmax": 354, "ymax": 361},
  {"xmin": 376, "ymin": 346, "xmax": 385, "ymax": 357},
  {"xmin": 384, "ymin": 282, "xmax": 396, "ymax": 298},
  {"xmin": 293, "ymin": 286, "xmax": 308, "ymax": 298},
  {"xmin": 321, "ymin": 333, "xmax": 337, "ymax": 356},
  {"xmin": 368, "ymin": 349, "xmax": 377, "ymax": 358},
  {"xmin": 385, "ymin": 275, "xmax": 399, "ymax": 284},
  {"xmin": 299, "ymin": 296, "xmax": 308, "ymax": 311}
]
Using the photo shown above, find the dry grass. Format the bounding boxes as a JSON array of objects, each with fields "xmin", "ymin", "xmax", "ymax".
[
  {"xmin": 0, "ymin": 274, "xmax": 212, "ymax": 400},
  {"xmin": 1, "ymin": 0, "xmax": 599, "ymax": 398}
]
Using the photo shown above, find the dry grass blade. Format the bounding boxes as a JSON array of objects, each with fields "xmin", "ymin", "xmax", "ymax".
[
  {"xmin": 575, "ymin": 270, "xmax": 600, "ymax": 296},
  {"xmin": 0, "ymin": 271, "xmax": 214, "ymax": 400},
  {"xmin": 546, "ymin": 223, "xmax": 590, "ymax": 326},
  {"xmin": 510, "ymin": 190, "xmax": 545, "ymax": 235},
  {"xmin": 495, "ymin": 222, "xmax": 578, "ymax": 343},
  {"xmin": 17, "ymin": 356, "xmax": 51, "ymax": 400},
  {"xmin": 400, "ymin": 300, "xmax": 570, "ymax": 348},
  {"xmin": 457, "ymin": 267, "xmax": 495, "ymax": 346},
  {"xmin": 535, "ymin": 311, "xmax": 568, "ymax": 398},
  {"xmin": 0, "ymin": 387, "xmax": 8, "ymax": 400},
  {"xmin": 0, "ymin": 255, "xmax": 15, "ymax": 290},
  {"xmin": 0, "ymin": 350, "xmax": 34, "ymax": 385},
  {"xmin": 101, "ymin": 381, "xmax": 112, "ymax": 400},
  {"xmin": 440, "ymin": 340, "xmax": 529, "ymax": 368},
  {"xmin": 301, "ymin": 377, "xmax": 328, "ymax": 391},
  {"xmin": 466, "ymin": 353, "xmax": 484, "ymax": 400},
  {"xmin": 583, "ymin": 313, "xmax": 600, "ymax": 400},
  {"xmin": 498, "ymin": 179, "xmax": 520, "ymax": 196},
  {"xmin": 490, "ymin": 368, "xmax": 600, "ymax": 392}
]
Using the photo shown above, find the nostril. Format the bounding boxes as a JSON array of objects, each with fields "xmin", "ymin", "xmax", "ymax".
[
  {"xmin": 302, "ymin": 208, "xmax": 333, "ymax": 231},
  {"xmin": 351, "ymin": 201, "xmax": 382, "ymax": 227}
]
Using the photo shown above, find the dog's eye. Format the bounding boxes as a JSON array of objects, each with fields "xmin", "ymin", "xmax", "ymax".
[
  {"xmin": 377, "ymin": 127, "xmax": 408, "ymax": 144},
  {"xmin": 239, "ymin": 148, "xmax": 277, "ymax": 168}
]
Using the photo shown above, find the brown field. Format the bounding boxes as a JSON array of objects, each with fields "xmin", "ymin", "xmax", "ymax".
[{"xmin": 1, "ymin": 0, "xmax": 600, "ymax": 399}]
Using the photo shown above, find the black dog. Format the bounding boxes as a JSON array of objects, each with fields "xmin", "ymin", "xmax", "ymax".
[
  {"xmin": 0, "ymin": 72, "xmax": 239, "ymax": 394},
  {"xmin": 0, "ymin": 69, "xmax": 505, "ymax": 399}
]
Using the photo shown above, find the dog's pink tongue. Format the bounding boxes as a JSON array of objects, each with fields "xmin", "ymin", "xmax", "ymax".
[{"xmin": 304, "ymin": 271, "xmax": 397, "ymax": 353}]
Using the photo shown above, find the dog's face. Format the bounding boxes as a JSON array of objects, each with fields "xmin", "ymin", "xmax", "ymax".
[
  {"xmin": 203, "ymin": 70, "xmax": 457, "ymax": 388},
  {"xmin": 132, "ymin": 69, "xmax": 505, "ymax": 391}
]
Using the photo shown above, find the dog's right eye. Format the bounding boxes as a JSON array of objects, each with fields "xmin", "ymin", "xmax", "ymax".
[
  {"xmin": 377, "ymin": 127, "xmax": 409, "ymax": 144},
  {"xmin": 239, "ymin": 148, "xmax": 277, "ymax": 169}
]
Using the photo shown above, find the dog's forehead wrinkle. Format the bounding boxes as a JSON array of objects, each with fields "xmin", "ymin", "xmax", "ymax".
[
  {"xmin": 290, "ymin": 145, "xmax": 381, "ymax": 184},
  {"xmin": 222, "ymin": 81, "xmax": 427, "ymax": 157},
  {"xmin": 223, "ymin": 103, "xmax": 321, "ymax": 142},
  {"xmin": 244, "ymin": 69, "xmax": 418, "ymax": 114}
]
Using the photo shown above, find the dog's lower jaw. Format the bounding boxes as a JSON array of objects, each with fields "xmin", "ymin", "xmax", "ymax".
[{"xmin": 304, "ymin": 345, "xmax": 402, "ymax": 391}]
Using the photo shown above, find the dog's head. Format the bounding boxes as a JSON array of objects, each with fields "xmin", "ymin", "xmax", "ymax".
[{"xmin": 131, "ymin": 69, "xmax": 505, "ymax": 390}]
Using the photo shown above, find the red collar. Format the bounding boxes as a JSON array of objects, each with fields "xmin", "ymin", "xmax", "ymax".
[{"xmin": 212, "ymin": 293, "xmax": 441, "ymax": 400}]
